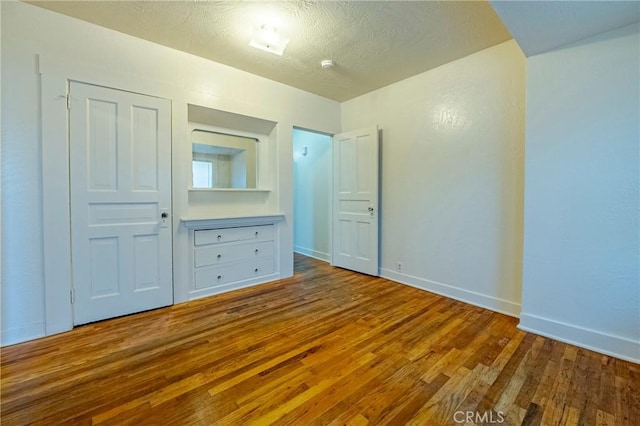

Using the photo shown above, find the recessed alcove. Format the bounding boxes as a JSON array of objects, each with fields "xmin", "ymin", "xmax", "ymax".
[{"xmin": 187, "ymin": 104, "xmax": 276, "ymax": 192}]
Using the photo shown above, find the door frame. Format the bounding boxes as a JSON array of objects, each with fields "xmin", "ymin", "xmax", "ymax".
[
  {"xmin": 40, "ymin": 55, "xmax": 177, "ymax": 336},
  {"xmin": 291, "ymin": 126, "xmax": 334, "ymax": 264}
]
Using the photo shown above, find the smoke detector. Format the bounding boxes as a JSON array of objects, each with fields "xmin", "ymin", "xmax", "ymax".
[{"xmin": 321, "ymin": 59, "xmax": 335, "ymax": 70}]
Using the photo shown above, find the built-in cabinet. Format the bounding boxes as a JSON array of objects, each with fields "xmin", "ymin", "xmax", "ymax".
[
  {"xmin": 181, "ymin": 104, "xmax": 283, "ymax": 300},
  {"xmin": 194, "ymin": 224, "xmax": 275, "ymax": 288},
  {"xmin": 182, "ymin": 215, "xmax": 284, "ymax": 300}
]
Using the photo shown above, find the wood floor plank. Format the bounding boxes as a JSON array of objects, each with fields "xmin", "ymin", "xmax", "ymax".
[
  {"xmin": 1, "ymin": 254, "xmax": 636, "ymax": 426},
  {"xmin": 628, "ymin": 366, "xmax": 640, "ymax": 426},
  {"xmin": 453, "ymin": 369, "xmax": 493, "ymax": 423},
  {"xmin": 271, "ymin": 354, "xmax": 403, "ymax": 425},
  {"xmin": 378, "ymin": 373, "xmax": 450, "ymax": 425},
  {"xmin": 542, "ymin": 349, "xmax": 578, "ymax": 426}
]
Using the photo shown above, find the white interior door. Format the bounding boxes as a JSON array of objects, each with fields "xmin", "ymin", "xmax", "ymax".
[
  {"xmin": 332, "ymin": 127, "xmax": 379, "ymax": 275},
  {"xmin": 69, "ymin": 81, "xmax": 173, "ymax": 325}
]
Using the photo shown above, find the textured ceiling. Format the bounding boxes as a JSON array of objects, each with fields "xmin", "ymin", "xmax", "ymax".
[
  {"xmin": 27, "ymin": 0, "xmax": 512, "ymax": 102},
  {"xmin": 490, "ymin": 0, "xmax": 640, "ymax": 56}
]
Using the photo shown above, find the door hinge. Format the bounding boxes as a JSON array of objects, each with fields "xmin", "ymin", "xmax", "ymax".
[
  {"xmin": 66, "ymin": 94, "xmax": 71, "ymax": 110},
  {"xmin": 70, "ymin": 288, "xmax": 75, "ymax": 304}
]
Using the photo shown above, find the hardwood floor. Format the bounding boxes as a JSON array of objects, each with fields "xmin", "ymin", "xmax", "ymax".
[{"xmin": 1, "ymin": 254, "xmax": 638, "ymax": 425}]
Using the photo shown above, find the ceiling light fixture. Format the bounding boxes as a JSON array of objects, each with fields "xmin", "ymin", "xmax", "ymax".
[
  {"xmin": 321, "ymin": 59, "xmax": 335, "ymax": 69},
  {"xmin": 249, "ymin": 24, "xmax": 289, "ymax": 56}
]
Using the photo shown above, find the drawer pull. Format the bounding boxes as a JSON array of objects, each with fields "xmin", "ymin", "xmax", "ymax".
[
  {"xmin": 217, "ymin": 235, "xmax": 222, "ymax": 241},
  {"xmin": 254, "ymin": 268, "xmax": 259, "ymax": 273},
  {"xmin": 255, "ymin": 231, "xmax": 259, "ymax": 237},
  {"xmin": 217, "ymin": 275, "xmax": 223, "ymax": 280},
  {"xmin": 217, "ymin": 254, "xmax": 222, "ymax": 259},
  {"xmin": 255, "ymin": 249, "xmax": 259, "ymax": 255}
]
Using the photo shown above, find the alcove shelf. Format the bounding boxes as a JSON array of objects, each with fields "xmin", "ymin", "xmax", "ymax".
[{"xmin": 180, "ymin": 214, "xmax": 284, "ymax": 229}]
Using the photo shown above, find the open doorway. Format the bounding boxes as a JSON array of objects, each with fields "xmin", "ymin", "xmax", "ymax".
[{"xmin": 293, "ymin": 128, "xmax": 332, "ymax": 262}]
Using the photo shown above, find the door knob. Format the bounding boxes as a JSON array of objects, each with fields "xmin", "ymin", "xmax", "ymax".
[
  {"xmin": 368, "ymin": 207, "xmax": 374, "ymax": 212},
  {"xmin": 160, "ymin": 210, "xmax": 169, "ymax": 227}
]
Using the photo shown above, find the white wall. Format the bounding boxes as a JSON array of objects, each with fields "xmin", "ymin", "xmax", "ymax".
[
  {"xmin": 1, "ymin": 2, "xmax": 47, "ymax": 344},
  {"xmin": 0, "ymin": 1, "xmax": 340, "ymax": 345},
  {"xmin": 520, "ymin": 23, "xmax": 640, "ymax": 362},
  {"xmin": 293, "ymin": 129, "xmax": 332, "ymax": 261},
  {"xmin": 342, "ymin": 40, "xmax": 526, "ymax": 316}
]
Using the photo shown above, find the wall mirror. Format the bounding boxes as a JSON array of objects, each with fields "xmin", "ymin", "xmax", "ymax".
[{"xmin": 191, "ymin": 129, "xmax": 258, "ymax": 189}]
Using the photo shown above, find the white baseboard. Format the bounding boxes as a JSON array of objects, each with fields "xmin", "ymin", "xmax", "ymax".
[
  {"xmin": 1, "ymin": 322, "xmax": 46, "ymax": 347},
  {"xmin": 294, "ymin": 246, "xmax": 330, "ymax": 263},
  {"xmin": 380, "ymin": 268, "xmax": 521, "ymax": 318},
  {"xmin": 519, "ymin": 313, "xmax": 640, "ymax": 364}
]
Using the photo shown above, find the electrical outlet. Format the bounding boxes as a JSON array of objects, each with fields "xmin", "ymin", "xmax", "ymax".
[{"xmin": 396, "ymin": 261, "xmax": 403, "ymax": 272}]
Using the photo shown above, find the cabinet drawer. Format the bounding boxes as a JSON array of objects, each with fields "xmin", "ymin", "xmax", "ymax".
[
  {"xmin": 194, "ymin": 256, "xmax": 275, "ymax": 290},
  {"xmin": 195, "ymin": 241, "xmax": 274, "ymax": 267},
  {"xmin": 194, "ymin": 225, "xmax": 274, "ymax": 246},
  {"xmin": 194, "ymin": 263, "xmax": 243, "ymax": 288}
]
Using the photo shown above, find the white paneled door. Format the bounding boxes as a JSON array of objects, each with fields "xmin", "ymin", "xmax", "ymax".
[
  {"xmin": 332, "ymin": 127, "xmax": 379, "ymax": 276},
  {"xmin": 69, "ymin": 82, "xmax": 172, "ymax": 325}
]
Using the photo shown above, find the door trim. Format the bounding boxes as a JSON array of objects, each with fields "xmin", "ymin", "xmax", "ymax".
[
  {"xmin": 40, "ymin": 57, "xmax": 175, "ymax": 336},
  {"xmin": 291, "ymin": 126, "xmax": 334, "ymax": 265},
  {"xmin": 41, "ymin": 67, "xmax": 74, "ymax": 336}
]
